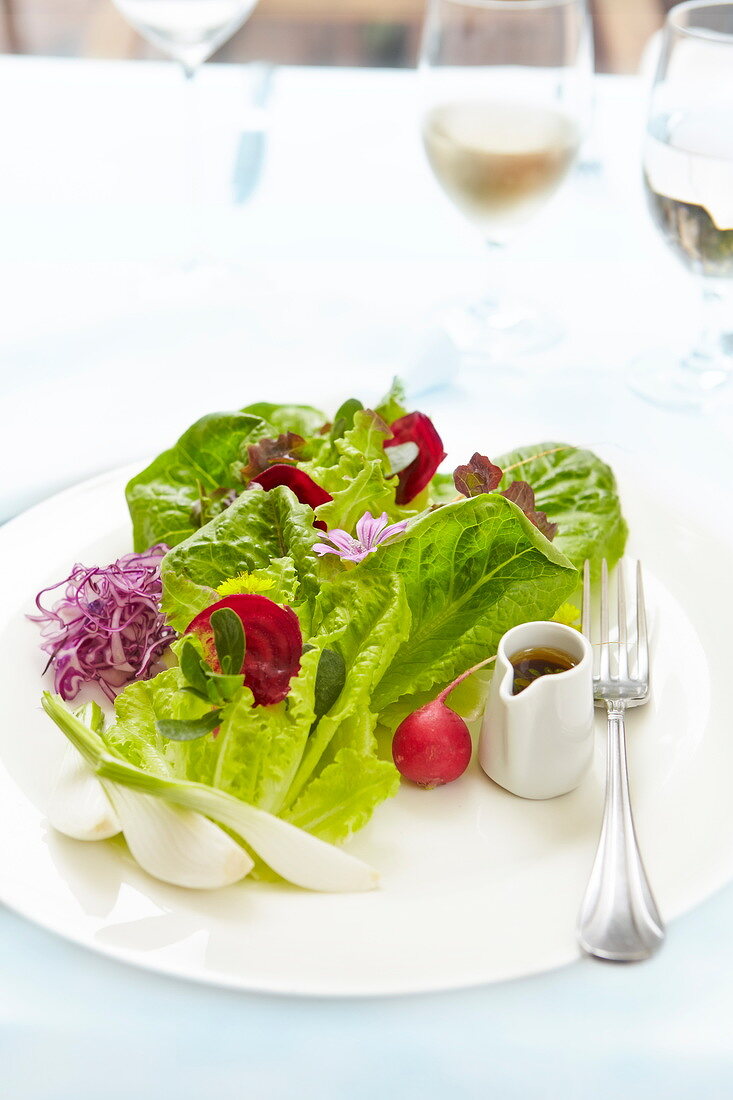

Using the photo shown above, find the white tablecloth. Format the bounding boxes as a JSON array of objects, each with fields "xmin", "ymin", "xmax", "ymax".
[{"xmin": 1, "ymin": 56, "xmax": 732, "ymax": 1100}]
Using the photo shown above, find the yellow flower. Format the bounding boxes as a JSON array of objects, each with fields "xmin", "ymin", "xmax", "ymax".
[
  {"xmin": 552, "ymin": 602, "xmax": 581, "ymax": 629},
  {"xmin": 216, "ymin": 572, "xmax": 275, "ymax": 598}
]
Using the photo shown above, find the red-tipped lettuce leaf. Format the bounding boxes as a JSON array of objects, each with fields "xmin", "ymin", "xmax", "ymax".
[
  {"xmin": 188, "ymin": 594, "xmax": 302, "ymax": 706},
  {"xmin": 384, "ymin": 412, "xmax": 447, "ymax": 505},
  {"xmin": 453, "ymin": 453, "xmax": 504, "ymax": 498},
  {"xmin": 501, "ymin": 481, "xmax": 558, "ymax": 541},
  {"xmin": 250, "ymin": 464, "xmax": 332, "ymax": 530},
  {"xmin": 241, "ymin": 434, "xmax": 306, "ymax": 480}
]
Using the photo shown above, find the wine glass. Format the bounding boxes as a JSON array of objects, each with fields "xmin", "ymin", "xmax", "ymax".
[
  {"xmin": 419, "ymin": 0, "xmax": 593, "ymax": 359},
  {"xmin": 630, "ymin": 1, "xmax": 733, "ymax": 410},
  {"xmin": 112, "ymin": 0, "xmax": 260, "ymax": 266}
]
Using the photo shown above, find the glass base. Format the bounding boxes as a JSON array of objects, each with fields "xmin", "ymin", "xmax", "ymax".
[
  {"xmin": 441, "ymin": 293, "xmax": 564, "ymax": 361},
  {"xmin": 628, "ymin": 348, "xmax": 733, "ymax": 412}
]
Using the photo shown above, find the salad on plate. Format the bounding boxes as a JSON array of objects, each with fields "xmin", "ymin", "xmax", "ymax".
[{"xmin": 35, "ymin": 381, "xmax": 627, "ymax": 893}]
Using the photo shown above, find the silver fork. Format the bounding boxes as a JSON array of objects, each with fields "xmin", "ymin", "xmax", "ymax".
[{"xmin": 577, "ymin": 559, "xmax": 665, "ymax": 962}]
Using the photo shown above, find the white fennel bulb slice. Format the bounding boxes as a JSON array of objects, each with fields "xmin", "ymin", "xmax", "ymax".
[
  {"xmin": 103, "ymin": 782, "xmax": 254, "ymax": 890},
  {"xmin": 47, "ymin": 741, "xmax": 121, "ymax": 841}
]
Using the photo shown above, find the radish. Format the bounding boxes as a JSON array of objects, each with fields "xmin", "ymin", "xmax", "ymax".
[{"xmin": 392, "ymin": 655, "xmax": 496, "ymax": 788}]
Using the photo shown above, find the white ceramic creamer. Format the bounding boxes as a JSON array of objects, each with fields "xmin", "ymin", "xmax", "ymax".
[{"xmin": 479, "ymin": 621, "xmax": 594, "ymax": 799}]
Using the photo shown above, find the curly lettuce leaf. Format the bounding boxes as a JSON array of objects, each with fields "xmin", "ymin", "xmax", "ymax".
[
  {"xmin": 353, "ymin": 494, "xmax": 577, "ymax": 712},
  {"xmin": 495, "ymin": 443, "xmax": 628, "ymax": 577},
  {"xmin": 126, "ymin": 412, "xmax": 272, "ymax": 552},
  {"xmin": 283, "ymin": 746, "xmax": 399, "ymax": 844},
  {"xmin": 103, "ymin": 667, "xmax": 211, "ymax": 779},
  {"xmin": 375, "ymin": 377, "xmax": 408, "ymax": 425},
  {"xmin": 312, "ymin": 410, "xmax": 400, "ymax": 532}
]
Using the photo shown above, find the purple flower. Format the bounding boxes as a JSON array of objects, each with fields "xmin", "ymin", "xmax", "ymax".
[{"xmin": 313, "ymin": 511, "xmax": 409, "ymax": 564}]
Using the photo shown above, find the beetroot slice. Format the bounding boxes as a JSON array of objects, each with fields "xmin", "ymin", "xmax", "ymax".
[
  {"xmin": 250, "ymin": 464, "xmax": 332, "ymax": 530},
  {"xmin": 384, "ymin": 412, "xmax": 447, "ymax": 505},
  {"xmin": 187, "ymin": 594, "xmax": 302, "ymax": 706}
]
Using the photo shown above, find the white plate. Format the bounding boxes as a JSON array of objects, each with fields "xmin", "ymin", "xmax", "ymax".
[{"xmin": 0, "ymin": 463, "xmax": 731, "ymax": 997}]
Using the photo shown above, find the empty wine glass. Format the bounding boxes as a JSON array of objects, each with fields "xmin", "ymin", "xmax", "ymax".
[
  {"xmin": 112, "ymin": 0, "xmax": 260, "ymax": 266},
  {"xmin": 630, "ymin": 1, "xmax": 733, "ymax": 410},
  {"xmin": 419, "ymin": 0, "xmax": 593, "ymax": 359}
]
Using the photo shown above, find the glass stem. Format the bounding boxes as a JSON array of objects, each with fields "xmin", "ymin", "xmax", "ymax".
[
  {"xmin": 182, "ymin": 61, "xmax": 203, "ymax": 268},
  {"xmin": 685, "ymin": 280, "xmax": 731, "ymax": 376}
]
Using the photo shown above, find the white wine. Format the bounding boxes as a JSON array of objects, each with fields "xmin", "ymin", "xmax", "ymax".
[
  {"xmin": 113, "ymin": 0, "xmax": 256, "ymax": 70},
  {"xmin": 644, "ymin": 111, "xmax": 733, "ymax": 278},
  {"xmin": 422, "ymin": 100, "xmax": 579, "ymax": 237}
]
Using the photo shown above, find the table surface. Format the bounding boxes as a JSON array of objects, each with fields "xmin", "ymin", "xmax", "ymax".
[{"xmin": 1, "ymin": 55, "xmax": 732, "ymax": 1100}]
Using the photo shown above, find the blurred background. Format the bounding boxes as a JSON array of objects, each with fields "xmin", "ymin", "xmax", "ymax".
[{"xmin": 0, "ymin": 0, "xmax": 677, "ymax": 72}]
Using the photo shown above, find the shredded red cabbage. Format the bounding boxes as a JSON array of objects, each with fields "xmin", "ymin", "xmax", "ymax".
[{"xmin": 30, "ymin": 545, "xmax": 175, "ymax": 702}]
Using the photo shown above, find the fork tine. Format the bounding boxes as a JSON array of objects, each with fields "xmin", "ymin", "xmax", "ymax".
[
  {"xmin": 582, "ymin": 560, "xmax": 592, "ymax": 642},
  {"xmin": 600, "ymin": 558, "xmax": 611, "ymax": 681},
  {"xmin": 636, "ymin": 560, "xmax": 649, "ymax": 685},
  {"xmin": 617, "ymin": 561, "xmax": 628, "ymax": 680}
]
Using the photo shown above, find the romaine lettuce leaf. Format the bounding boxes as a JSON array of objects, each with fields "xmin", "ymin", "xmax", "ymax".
[
  {"xmin": 283, "ymin": 572, "xmax": 410, "ymax": 806},
  {"xmin": 160, "ymin": 484, "xmax": 321, "ymax": 630},
  {"xmin": 495, "ymin": 443, "xmax": 628, "ymax": 576},
  {"xmin": 126, "ymin": 412, "xmax": 271, "ymax": 551},
  {"xmin": 354, "ymin": 494, "xmax": 577, "ymax": 711},
  {"xmin": 201, "ymin": 647, "xmax": 320, "ymax": 813}
]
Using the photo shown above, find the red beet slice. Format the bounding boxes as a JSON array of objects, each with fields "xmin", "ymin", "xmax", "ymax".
[
  {"xmin": 250, "ymin": 464, "xmax": 332, "ymax": 530},
  {"xmin": 187, "ymin": 594, "xmax": 302, "ymax": 706},
  {"xmin": 384, "ymin": 413, "xmax": 447, "ymax": 505}
]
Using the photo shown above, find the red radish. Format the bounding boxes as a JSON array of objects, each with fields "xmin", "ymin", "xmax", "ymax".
[
  {"xmin": 249, "ymin": 464, "xmax": 332, "ymax": 530},
  {"xmin": 187, "ymin": 594, "xmax": 302, "ymax": 706},
  {"xmin": 392, "ymin": 655, "xmax": 496, "ymax": 788}
]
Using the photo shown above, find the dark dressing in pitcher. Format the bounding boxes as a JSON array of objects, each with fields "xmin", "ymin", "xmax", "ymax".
[{"xmin": 510, "ymin": 646, "xmax": 578, "ymax": 695}]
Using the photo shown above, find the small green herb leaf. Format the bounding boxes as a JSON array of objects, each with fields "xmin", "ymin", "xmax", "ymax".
[
  {"xmin": 179, "ymin": 640, "xmax": 210, "ymax": 695},
  {"xmin": 211, "ymin": 607, "xmax": 245, "ymax": 676},
  {"xmin": 157, "ymin": 710, "xmax": 223, "ymax": 741},
  {"xmin": 313, "ymin": 648, "xmax": 347, "ymax": 722},
  {"xmin": 179, "ymin": 685, "xmax": 212, "ymax": 702},
  {"xmin": 205, "ymin": 671, "xmax": 246, "ymax": 705}
]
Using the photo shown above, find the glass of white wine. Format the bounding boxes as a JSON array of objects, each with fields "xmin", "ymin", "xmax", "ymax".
[
  {"xmin": 631, "ymin": 1, "xmax": 733, "ymax": 410},
  {"xmin": 419, "ymin": 0, "xmax": 593, "ymax": 359},
  {"xmin": 112, "ymin": 0, "xmax": 260, "ymax": 266}
]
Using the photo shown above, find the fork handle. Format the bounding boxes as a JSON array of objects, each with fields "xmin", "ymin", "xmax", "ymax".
[{"xmin": 577, "ymin": 703, "xmax": 665, "ymax": 961}]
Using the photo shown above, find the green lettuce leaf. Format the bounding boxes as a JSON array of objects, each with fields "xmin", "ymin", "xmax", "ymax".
[
  {"xmin": 353, "ymin": 494, "xmax": 577, "ymax": 712},
  {"xmin": 375, "ymin": 377, "xmax": 408, "ymax": 424},
  {"xmin": 160, "ymin": 484, "xmax": 321, "ymax": 624},
  {"xmin": 103, "ymin": 667, "xmax": 211, "ymax": 779},
  {"xmin": 161, "ymin": 556, "xmax": 300, "ymax": 634},
  {"xmin": 495, "ymin": 443, "xmax": 628, "ymax": 576},
  {"xmin": 126, "ymin": 412, "xmax": 271, "ymax": 551},
  {"xmin": 201, "ymin": 646, "xmax": 320, "ymax": 813},
  {"xmin": 241, "ymin": 402, "xmax": 327, "ymax": 438},
  {"xmin": 312, "ymin": 410, "xmax": 400, "ymax": 531},
  {"xmin": 283, "ymin": 572, "xmax": 410, "ymax": 806},
  {"xmin": 283, "ymin": 746, "xmax": 399, "ymax": 844}
]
